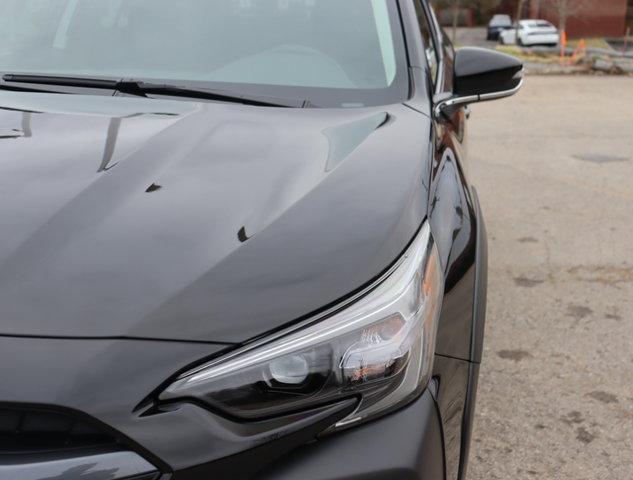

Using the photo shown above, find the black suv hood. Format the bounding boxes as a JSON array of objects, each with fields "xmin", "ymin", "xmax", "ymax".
[{"xmin": 0, "ymin": 92, "xmax": 431, "ymax": 343}]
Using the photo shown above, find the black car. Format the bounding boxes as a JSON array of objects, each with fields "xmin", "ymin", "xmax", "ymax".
[
  {"xmin": 0, "ymin": 1, "xmax": 522, "ymax": 479},
  {"xmin": 487, "ymin": 14, "xmax": 514, "ymax": 40}
]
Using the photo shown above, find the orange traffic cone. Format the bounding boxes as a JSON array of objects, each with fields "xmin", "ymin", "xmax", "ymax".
[{"xmin": 569, "ymin": 39, "xmax": 586, "ymax": 65}]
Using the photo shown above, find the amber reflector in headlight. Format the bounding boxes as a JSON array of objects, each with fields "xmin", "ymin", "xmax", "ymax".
[{"xmin": 160, "ymin": 223, "xmax": 443, "ymax": 429}]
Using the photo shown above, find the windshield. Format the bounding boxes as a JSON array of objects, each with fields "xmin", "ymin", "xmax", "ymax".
[
  {"xmin": 490, "ymin": 15, "xmax": 512, "ymax": 27},
  {"xmin": 0, "ymin": 0, "xmax": 409, "ymax": 107}
]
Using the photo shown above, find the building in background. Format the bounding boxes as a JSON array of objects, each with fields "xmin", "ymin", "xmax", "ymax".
[
  {"xmin": 433, "ymin": 0, "xmax": 629, "ymax": 37},
  {"xmin": 529, "ymin": 0, "xmax": 628, "ymax": 37}
]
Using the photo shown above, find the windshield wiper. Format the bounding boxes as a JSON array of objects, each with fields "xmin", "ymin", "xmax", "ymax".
[{"xmin": 1, "ymin": 74, "xmax": 309, "ymax": 108}]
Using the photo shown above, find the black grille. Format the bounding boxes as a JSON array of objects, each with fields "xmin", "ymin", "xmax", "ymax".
[{"xmin": 0, "ymin": 406, "xmax": 119, "ymax": 455}]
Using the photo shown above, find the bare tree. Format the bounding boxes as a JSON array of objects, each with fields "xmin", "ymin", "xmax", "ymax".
[
  {"xmin": 432, "ymin": 0, "xmax": 460, "ymax": 41},
  {"xmin": 472, "ymin": 0, "xmax": 502, "ymax": 24},
  {"xmin": 546, "ymin": 0, "xmax": 589, "ymax": 33},
  {"xmin": 515, "ymin": 0, "xmax": 528, "ymax": 22},
  {"xmin": 433, "ymin": 0, "xmax": 476, "ymax": 42},
  {"xmin": 512, "ymin": 0, "xmax": 528, "ymax": 44},
  {"xmin": 450, "ymin": 0, "xmax": 461, "ymax": 41}
]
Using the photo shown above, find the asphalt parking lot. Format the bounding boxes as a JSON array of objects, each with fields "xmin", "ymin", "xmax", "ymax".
[
  {"xmin": 454, "ymin": 27, "xmax": 498, "ymax": 48},
  {"xmin": 467, "ymin": 76, "xmax": 633, "ymax": 479}
]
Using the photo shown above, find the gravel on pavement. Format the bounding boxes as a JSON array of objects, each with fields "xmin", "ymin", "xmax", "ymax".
[{"xmin": 467, "ymin": 75, "xmax": 633, "ymax": 480}]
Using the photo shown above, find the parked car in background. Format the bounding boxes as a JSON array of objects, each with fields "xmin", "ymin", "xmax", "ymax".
[
  {"xmin": 499, "ymin": 19, "xmax": 560, "ymax": 46},
  {"xmin": 487, "ymin": 14, "xmax": 513, "ymax": 40}
]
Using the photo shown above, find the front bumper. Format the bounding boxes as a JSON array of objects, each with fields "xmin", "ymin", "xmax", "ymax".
[
  {"xmin": 2, "ymin": 392, "xmax": 443, "ymax": 480},
  {"xmin": 1, "ymin": 337, "xmax": 445, "ymax": 480},
  {"xmin": 181, "ymin": 390, "xmax": 444, "ymax": 480},
  {"xmin": 487, "ymin": 28, "xmax": 502, "ymax": 40},
  {"xmin": 0, "ymin": 451, "xmax": 159, "ymax": 480}
]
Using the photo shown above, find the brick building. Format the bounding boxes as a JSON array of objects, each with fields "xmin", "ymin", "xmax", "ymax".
[
  {"xmin": 529, "ymin": 0, "xmax": 629, "ymax": 37},
  {"xmin": 493, "ymin": 0, "xmax": 629, "ymax": 37}
]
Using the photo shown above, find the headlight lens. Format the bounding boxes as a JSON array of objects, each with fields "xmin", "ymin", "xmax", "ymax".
[{"xmin": 160, "ymin": 223, "xmax": 443, "ymax": 429}]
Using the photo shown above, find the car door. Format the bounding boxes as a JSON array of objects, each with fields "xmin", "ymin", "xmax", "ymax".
[
  {"xmin": 511, "ymin": 23, "xmax": 520, "ymax": 44},
  {"xmin": 422, "ymin": 3, "xmax": 468, "ymax": 175},
  {"xmin": 410, "ymin": 0, "xmax": 478, "ymax": 360}
]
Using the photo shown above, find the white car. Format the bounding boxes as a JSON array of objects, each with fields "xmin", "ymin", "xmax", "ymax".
[{"xmin": 499, "ymin": 20, "xmax": 560, "ymax": 47}]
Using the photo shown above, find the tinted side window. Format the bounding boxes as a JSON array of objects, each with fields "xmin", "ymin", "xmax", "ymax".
[
  {"xmin": 413, "ymin": 1, "xmax": 439, "ymax": 86},
  {"xmin": 440, "ymin": 29, "xmax": 455, "ymax": 92}
]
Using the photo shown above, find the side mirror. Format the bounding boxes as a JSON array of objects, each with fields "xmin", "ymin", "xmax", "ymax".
[{"xmin": 435, "ymin": 47, "xmax": 523, "ymax": 118}]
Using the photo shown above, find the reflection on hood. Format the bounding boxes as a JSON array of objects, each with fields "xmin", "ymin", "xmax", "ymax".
[{"xmin": 0, "ymin": 92, "xmax": 430, "ymax": 344}]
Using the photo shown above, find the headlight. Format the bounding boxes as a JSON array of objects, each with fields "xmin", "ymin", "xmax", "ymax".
[{"xmin": 160, "ymin": 223, "xmax": 443, "ymax": 430}]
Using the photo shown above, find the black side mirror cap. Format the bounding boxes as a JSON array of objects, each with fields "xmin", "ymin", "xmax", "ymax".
[
  {"xmin": 454, "ymin": 47, "xmax": 523, "ymax": 97},
  {"xmin": 435, "ymin": 47, "xmax": 523, "ymax": 118}
]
